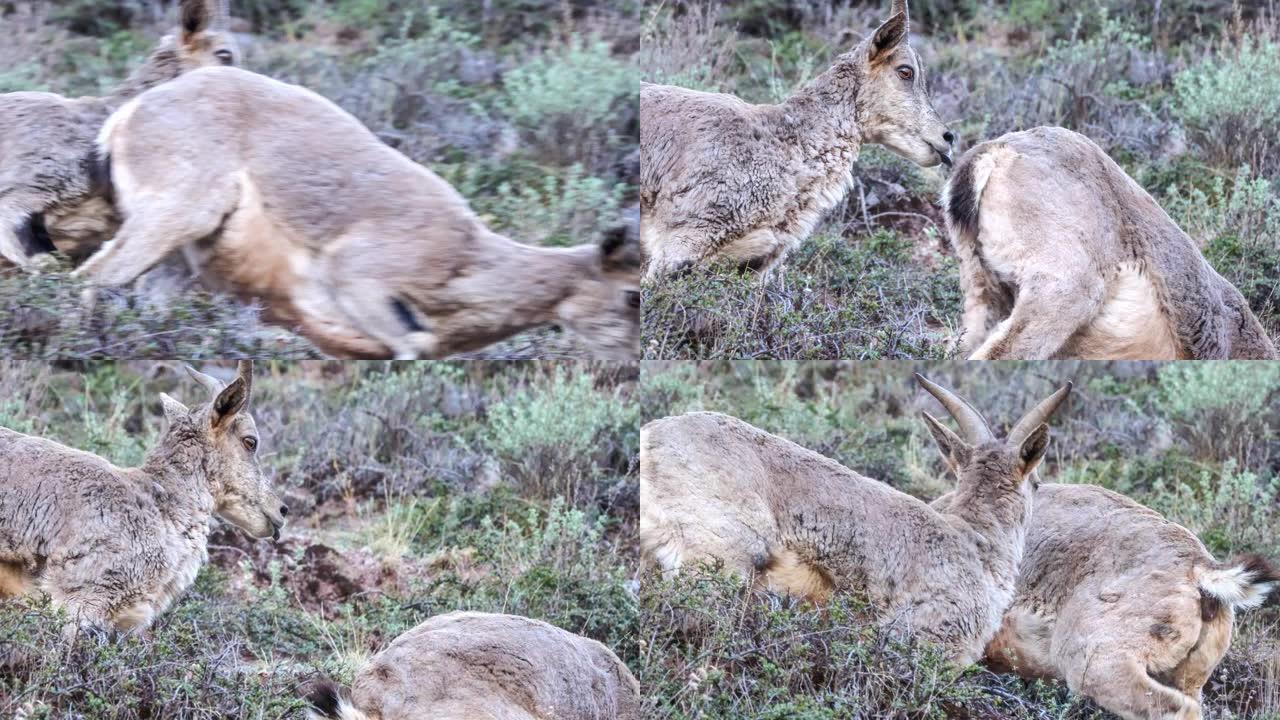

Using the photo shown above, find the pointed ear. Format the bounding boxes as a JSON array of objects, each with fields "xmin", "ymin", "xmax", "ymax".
[
  {"xmin": 869, "ymin": 11, "xmax": 908, "ymax": 64},
  {"xmin": 212, "ymin": 377, "xmax": 248, "ymax": 429},
  {"xmin": 159, "ymin": 392, "xmax": 189, "ymax": 424},
  {"xmin": 180, "ymin": 0, "xmax": 212, "ymax": 42},
  {"xmin": 1019, "ymin": 423, "xmax": 1051, "ymax": 475},
  {"xmin": 922, "ymin": 412, "xmax": 971, "ymax": 470}
]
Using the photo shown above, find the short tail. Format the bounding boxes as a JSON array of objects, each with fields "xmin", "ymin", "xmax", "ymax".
[
  {"xmin": 305, "ymin": 680, "xmax": 370, "ymax": 720},
  {"xmin": 940, "ymin": 144, "xmax": 1002, "ymax": 248},
  {"xmin": 1199, "ymin": 554, "xmax": 1280, "ymax": 611}
]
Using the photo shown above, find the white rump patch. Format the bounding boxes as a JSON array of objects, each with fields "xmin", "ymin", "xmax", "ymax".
[
  {"xmin": 97, "ymin": 97, "xmax": 141, "ymax": 158},
  {"xmin": 306, "ymin": 697, "xmax": 370, "ymax": 720},
  {"xmin": 1200, "ymin": 564, "xmax": 1277, "ymax": 610}
]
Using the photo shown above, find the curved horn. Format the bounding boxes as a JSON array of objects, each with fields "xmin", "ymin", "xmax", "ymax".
[
  {"xmin": 891, "ymin": 0, "xmax": 909, "ymax": 30},
  {"xmin": 915, "ymin": 373, "xmax": 993, "ymax": 443},
  {"xmin": 236, "ymin": 360, "xmax": 253, "ymax": 406},
  {"xmin": 1007, "ymin": 382, "xmax": 1073, "ymax": 445},
  {"xmin": 185, "ymin": 364, "xmax": 225, "ymax": 395}
]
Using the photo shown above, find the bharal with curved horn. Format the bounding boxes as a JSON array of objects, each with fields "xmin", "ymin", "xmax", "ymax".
[{"xmin": 639, "ymin": 374, "xmax": 1071, "ymax": 664}]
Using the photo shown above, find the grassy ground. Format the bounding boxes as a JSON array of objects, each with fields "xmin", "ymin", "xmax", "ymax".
[
  {"xmin": 640, "ymin": 0, "xmax": 1280, "ymax": 359},
  {"xmin": 0, "ymin": 0, "xmax": 639, "ymax": 358},
  {"xmin": 0, "ymin": 360, "xmax": 639, "ymax": 718},
  {"xmin": 640, "ymin": 361, "xmax": 1280, "ymax": 718}
]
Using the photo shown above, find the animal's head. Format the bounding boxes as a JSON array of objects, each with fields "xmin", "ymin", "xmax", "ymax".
[
  {"xmin": 916, "ymin": 374, "xmax": 1071, "ymax": 521},
  {"xmin": 559, "ymin": 216, "xmax": 641, "ymax": 360},
  {"xmin": 159, "ymin": 360, "xmax": 287, "ymax": 541},
  {"xmin": 150, "ymin": 0, "xmax": 239, "ymax": 78},
  {"xmin": 851, "ymin": 0, "xmax": 953, "ymax": 167}
]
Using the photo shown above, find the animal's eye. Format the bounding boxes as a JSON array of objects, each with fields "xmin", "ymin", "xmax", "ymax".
[
  {"xmin": 242, "ymin": 436, "xmax": 257, "ymax": 452},
  {"xmin": 214, "ymin": 49, "xmax": 235, "ymax": 66},
  {"xmin": 897, "ymin": 65, "xmax": 915, "ymax": 81},
  {"xmin": 625, "ymin": 291, "xmax": 641, "ymax": 309}
]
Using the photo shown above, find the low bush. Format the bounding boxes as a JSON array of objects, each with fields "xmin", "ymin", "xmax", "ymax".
[
  {"xmin": 1175, "ymin": 33, "xmax": 1280, "ymax": 179},
  {"xmin": 642, "ymin": 230, "xmax": 961, "ymax": 360}
]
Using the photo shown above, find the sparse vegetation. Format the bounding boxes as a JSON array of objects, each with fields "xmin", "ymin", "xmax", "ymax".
[
  {"xmin": 640, "ymin": 360, "xmax": 1280, "ymax": 718},
  {"xmin": 641, "ymin": 0, "xmax": 1280, "ymax": 358},
  {"xmin": 0, "ymin": 361, "xmax": 638, "ymax": 717}
]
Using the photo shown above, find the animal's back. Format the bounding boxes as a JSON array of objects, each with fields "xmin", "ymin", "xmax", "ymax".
[
  {"xmin": 1018, "ymin": 483, "xmax": 1214, "ymax": 601},
  {"xmin": 109, "ymin": 67, "xmax": 476, "ymax": 251},
  {"xmin": 978, "ymin": 482, "xmax": 1221, "ymax": 682},
  {"xmin": 639, "ymin": 82, "xmax": 772, "ymax": 206},
  {"xmin": 0, "ymin": 426, "xmax": 128, "ymax": 565},
  {"xmin": 349, "ymin": 612, "xmax": 638, "ymax": 720},
  {"xmin": 641, "ymin": 412, "xmax": 950, "ymax": 600},
  {"xmin": 0, "ymin": 92, "xmax": 108, "ymax": 210}
]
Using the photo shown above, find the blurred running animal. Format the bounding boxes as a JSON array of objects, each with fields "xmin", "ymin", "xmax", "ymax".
[{"xmin": 78, "ymin": 67, "xmax": 641, "ymax": 360}]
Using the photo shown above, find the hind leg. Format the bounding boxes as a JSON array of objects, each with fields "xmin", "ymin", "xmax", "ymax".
[
  {"xmin": 72, "ymin": 177, "xmax": 235, "ymax": 313},
  {"xmin": 1070, "ymin": 651, "xmax": 1201, "ymax": 720},
  {"xmin": 969, "ymin": 272, "xmax": 1105, "ymax": 360}
]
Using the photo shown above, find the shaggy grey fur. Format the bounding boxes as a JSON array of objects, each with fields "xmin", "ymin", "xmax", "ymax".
[
  {"xmin": 640, "ymin": 0, "xmax": 952, "ymax": 278},
  {"xmin": 0, "ymin": 361, "xmax": 285, "ymax": 635}
]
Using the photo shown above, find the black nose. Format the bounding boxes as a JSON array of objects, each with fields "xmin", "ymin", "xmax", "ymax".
[
  {"xmin": 279, "ymin": 505, "xmax": 289, "ymax": 517},
  {"xmin": 943, "ymin": 130, "xmax": 955, "ymax": 145}
]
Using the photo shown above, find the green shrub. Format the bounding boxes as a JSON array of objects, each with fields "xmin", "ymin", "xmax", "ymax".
[
  {"xmin": 642, "ymin": 230, "xmax": 961, "ymax": 360},
  {"xmin": 484, "ymin": 368, "xmax": 637, "ymax": 505},
  {"xmin": 501, "ymin": 35, "xmax": 637, "ymax": 168},
  {"xmin": 460, "ymin": 163, "xmax": 624, "ymax": 246},
  {"xmin": 1163, "ymin": 166, "xmax": 1280, "ymax": 340},
  {"xmin": 0, "ymin": 575, "xmax": 313, "ymax": 718},
  {"xmin": 640, "ymin": 567, "xmax": 1107, "ymax": 720},
  {"xmin": 1147, "ymin": 463, "xmax": 1280, "ymax": 558},
  {"xmin": 0, "ymin": 265, "xmax": 320, "ymax": 360},
  {"xmin": 1175, "ymin": 34, "xmax": 1280, "ymax": 177}
]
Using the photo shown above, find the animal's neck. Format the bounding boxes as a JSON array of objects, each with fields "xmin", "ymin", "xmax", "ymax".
[
  {"xmin": 942, "ymin": 484, "xmax": 1028, "ymax": 569},
  {"xmin": 106, "ymin": 46, "xmax": 184, "ymax": 107},
  {"xmin": 140, "ymin": 431, "xmax": 216, "ymax": 526},
  {"xmin": 779, "ymin": 54, "xmax": 865, "ymax": 161}
]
